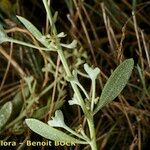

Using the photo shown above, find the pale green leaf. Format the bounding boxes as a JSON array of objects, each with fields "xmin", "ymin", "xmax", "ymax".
[
  {"xmin": 17, "ymin": 16, "xmax": 51, "ymax": 48},
  {"xmin": 0, "ymin": 102, "xmax": 13, "ymax": 130},
  {"xmin": 94, "ymin": 59, "xmax": 134, "ymax": 114},
  {"xmin": 26, "ymin": 119, "xmax": 87, "ymax": 144},
  {"xmin": 48, "ymin": 110, "xmax": 66, "ymax": 128},
  {"xmin": 60, "ymin": 40, "xmax": 77, "ymax": 49},
  {"xmin": 84, "ymin": 64, "xmax": 100, "ymax": 80},
  {"xmin": 57, "ymin": 32, "xmax": 66, "ymax": 38},
  {"xmin": 68, "ymin": 93, "xmax": 81, "ymax": 106},
  {"xmin": 17, "ymin": 16, "xmax": 43, "ymax": 39}
]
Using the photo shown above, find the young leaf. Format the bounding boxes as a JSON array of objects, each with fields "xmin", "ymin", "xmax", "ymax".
[
  {"xmin": 25, "ymin": 119, "xmax": 87, "ymax": 144},
  {"xmin": 57, "ymin": 32, "xmax": 66, "ymax": 38},
  {"xmin": 0, "ymin": 102, "xmax": 13, "ymax": 130},
  {"xmin": 84, "ymin": 64, "xmax": 100, "ymax": 80},
  {"xmin": 48, "ymin": 110, "xmax": 66, "ymax": 128},
  {"xmin": 94, "ymin": 59, "xmax": 134, "ymax": 114},
  {"xmin": 60, "ymin": 40, "xmax": 77, "ymax": 49}
]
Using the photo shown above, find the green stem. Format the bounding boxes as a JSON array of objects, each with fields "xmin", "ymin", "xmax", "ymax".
[
  {"xmin": 43, "ymin": 0, "xmax": 89, "ymax": 116},
  {"xmin": 64, "ymin": 125, "xmax": 90, "ymax": 142},
  {"xmin": 43, "ymin": 1, "xmax": 97, "ymax": 149},
  {"xmin": 57, "ymin": 49, "xmax": 89, "ymax": 115},
  {"xmin": 6, "ymin": 38, "xmax": 54, "ymax": 51},
  {"xmin": 76, "ymin": 82, "xmax": 89, "ymax": 99},
  {"xmin": 91, "ymin": 80, "xmax": 96, "ymax": 111},
  {"xmin": 87, "ymin": 116, "xmax": 97, "ymax": 150}
]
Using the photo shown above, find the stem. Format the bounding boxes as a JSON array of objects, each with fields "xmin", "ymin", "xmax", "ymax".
[
  {"xmin": 91, "ymin": 80, "xmax": 96, "ymax": 111},
  {"xmin": 43, "ymin": 0, "xmax": 97, "ymax": 150},
  {"xmin": 56, "ymin": 35, "xmax": 97, "ymax": 150},
  {"xmin": 87, "ymin": 116, "xmax": 97, "ymax": 150},
  {"xmin": 58, "ymin": 48, "xmax": 97, "ymax": 150},
  {"xmin": 43, "ymin": 0, "xmax": 89, "ymax": 116},
  {"xmin": 57, "ymin": 49, "xmax": 89, "ymax": 115},
  {"xmin": 6, "ymin": 38, "xmax": 54, "ymax": 51},
  {"xmin": 64, "ymin": 125, "xmax": 90, "ymax": 142},
  {"xmin": 43, "ymin": 1, "xmax": 97, "ymax": 149},
  {"xmin": 76, "ymin": 82, "xmax": 89, "ymax": 99}
]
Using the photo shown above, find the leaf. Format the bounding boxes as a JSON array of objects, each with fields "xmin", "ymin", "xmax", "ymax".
[
  {"xmin": 0, "ymin": 102, "xmax": 13, "ymax": 130},
  {"xmin": 60, "ymin": 40, "xmax": 77, "ymax": 49},
  {"xmin": 48, "ymin": 110, "xmax": 66, "ymax": 128},
  {"xmin": 84, "ymin": 64, "xmax": 100, "ymax": 80},
  {"xmin": 57, "ymin": 32, "xmax": 66, "ymax": 38},
  {"xmin": 68, "ymin": 93, "xmax": 81, "ymax": 106},
  {"xmin": 17, "ymin": 16, "xmax": 50, "ymax": 48},
  {"xmin": 17, "ymin": 16, "xmax": 43, "ymax": 39},
  {"xmin": 94, "ymin": 59, "xmax": 134, "ymax": 114},
  {"xmin": 25, "ymin": 119, "xmax": 87, "ymax": 144}
]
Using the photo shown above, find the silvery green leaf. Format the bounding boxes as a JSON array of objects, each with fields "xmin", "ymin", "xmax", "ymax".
[
  {"xmin": 68, "ymin": 94, "xmax": 80, "ymax": 106},
  {"xmin": 17, "ymin": 16, "xmax": 43, "ymax": 39},
  {"xmin": 17, "ymin": 16, "xmax": 51, "ymax": 48},
  {"xmin": 84, "ymin": 64, "xmax": 100, "ymax": 80},
  {"xmin": 94, "ymin": 59, "xmax": 134, "ymax": 114},
  {"xmin": 48, "ymin": 110, "xmax": 66, "ymax": 128},
  {"xmin": 57, "ymin": 32, "xmax": 66, "ymax": 38},
  {"xmin": 0, "ymin": 102, "xmax": 13, "ymax": 130},
  {"xmin": 61, "ymin": 40, "xmax": 77, "ymax": 49},
  {"xmin": 26, "ymin": 119, "xmax": 87, "ymax": 144}
]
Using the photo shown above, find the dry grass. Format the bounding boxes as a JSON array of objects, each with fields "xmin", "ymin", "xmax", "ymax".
[{"xmin": 0, "ymin": 0, "xmax": 150, "ymax": 149}]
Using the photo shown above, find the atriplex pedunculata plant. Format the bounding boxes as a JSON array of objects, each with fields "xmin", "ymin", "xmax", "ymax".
[{"xmin": 0, "ymin": 0, "xmax": 134, "ymax": 149}]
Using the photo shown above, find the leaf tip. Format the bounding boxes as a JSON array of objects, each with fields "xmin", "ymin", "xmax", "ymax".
[{"xmin": 25, "ymin": 118, "xmax": 34, "ymax": 126}]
